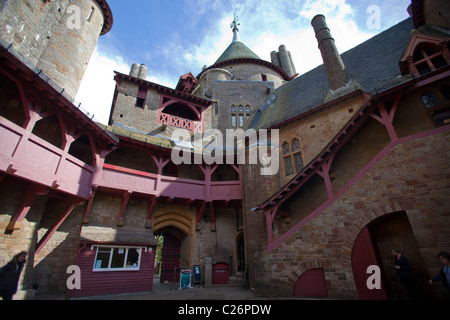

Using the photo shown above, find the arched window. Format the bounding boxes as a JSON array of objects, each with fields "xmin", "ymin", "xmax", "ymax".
[
  {"xmin": 282, "ymin": 138, "xmax": 304, "ymax": 176},
  {"xmin": 163, "ymin": 103, "xmax": 199, "ymax": 121},
  {"xmin": 231, "ymin": 104, "xmax": 252, "ymax": 127},
  {"xmin": 231, "ymin": 105, "xmax": 237, "ymax": 127},
  {"xmin": 245, "ymin": 105, "xmax": 251, "ymax": 120}
]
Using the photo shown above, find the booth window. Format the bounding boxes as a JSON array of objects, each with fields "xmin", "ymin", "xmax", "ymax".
[{"xmin": 93, "ymin": 247, "xmax": 142, "ymax": 271}]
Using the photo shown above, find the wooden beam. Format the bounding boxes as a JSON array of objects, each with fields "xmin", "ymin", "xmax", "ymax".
[
  {"xmin": 145, "ymin": 196, "xmax": 159, "ymax": 229},
  {"xmin": 81, "ymin": 186, "xmax": 97, "ymax": 224},
  {"xmin": 117, "ymin": 191, "xmax": 132, "ymax": 227},
  {"xmin": 6, "ymin": 186, "xmax": 48, "ymax": 231},
  {"xmin": 35, "ymin": 201, "xmax": 82, "ymax": 256},
  {"xmin": 196, "ymin": 201, "xmax": 207, "ymax": 231},
  {"xmin": 209, "ymin": 202, "xmax": 216, "ymax": 232}
]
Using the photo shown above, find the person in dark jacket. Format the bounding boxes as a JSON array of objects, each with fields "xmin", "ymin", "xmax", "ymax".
[
  {"xmin": 391, "ymin": 248, "xmax": 416, "ymax": 299},
  {"xmin": 429, "ymin": 252, "xmax": 450, "ymax": 293},
  {"xmin": 0, "ymin": 251, "xmax": 27, "ymax": 300}
]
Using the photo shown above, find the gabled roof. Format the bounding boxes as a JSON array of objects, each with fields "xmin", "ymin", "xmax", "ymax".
[
  {"xmin": 215, "ymin": 41, "xmax": 261, "ymax": 64},
  {"xmin": 251, "ymin": 18, "xmax": 415, "ymax": 130}
]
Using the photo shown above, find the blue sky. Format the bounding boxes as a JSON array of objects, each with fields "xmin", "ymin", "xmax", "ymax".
[{"xmin": 76, "ymin": 0, "xmax": 412, "ymax": 124}]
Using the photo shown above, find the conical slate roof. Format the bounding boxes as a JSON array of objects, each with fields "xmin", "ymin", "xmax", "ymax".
[{"xmin": 214, "ymin": 41, "xmax": 261, "ymax": 64}]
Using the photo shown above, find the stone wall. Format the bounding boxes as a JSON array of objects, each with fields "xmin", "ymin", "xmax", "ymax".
[{"xmin": 257, "ymin": 130, "xmax": 450, "ymax": 299}]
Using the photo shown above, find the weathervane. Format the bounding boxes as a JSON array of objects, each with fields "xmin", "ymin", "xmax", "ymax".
[{"xmin": 230, "ymin": 13, "xmax": 240, "ymax": 32}]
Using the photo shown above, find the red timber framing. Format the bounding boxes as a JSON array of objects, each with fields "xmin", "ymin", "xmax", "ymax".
[
  {"xmin": 81, "ymin": 137, "xmax": 242, "ymax": 230},
  {"xmin": 6, "ymin": 185, "xmax": 49, "ymax": 231},
  {"xmin": 256, "ymin": 68, "xmax": 450, "ymax": 252},
  {"xmin": 0, "ymin": 42, "xmax": 118, "ymax": 243},
  {"xmin": 35, "ymin": 199, "xmax": 85, "ymax": 255},
  {"xmin": 157, "ymin": 93, "xmax": 204, "ymax": 133}
]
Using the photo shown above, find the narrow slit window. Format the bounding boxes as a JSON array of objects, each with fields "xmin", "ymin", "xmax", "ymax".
[
  {"xmin": 87, "ymin": 7, "xmax": 95, "ymax": 22},
  {"xmin": 239, "ymin": 115, "xmax": 244, "ymax": 127}
]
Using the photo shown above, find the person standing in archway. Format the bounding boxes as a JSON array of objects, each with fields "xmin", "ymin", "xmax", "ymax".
[
  {"xmin": 391, "ymin": 248, "xmax": 416, "ymax": 299},
  {"xmin": 0, "ymin": 251, "xmax": 27, "ymax": 300}
]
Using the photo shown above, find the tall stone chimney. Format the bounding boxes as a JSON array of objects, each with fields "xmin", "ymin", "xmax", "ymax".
[{"xmin": 311, "ymin": 14, "xmax": 350, "ymax": 91}]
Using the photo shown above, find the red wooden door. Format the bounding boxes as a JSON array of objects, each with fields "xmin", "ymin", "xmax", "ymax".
[
  {"xmin": 160, "ymin": 233, "xmax": 180, "ymax": 283},
  {"xmin": 352, "ymin": 226, "xmax": 388, "ymax": 300},
  {"xmin": 293, "ymin": 268, "xmax": 328, "ymax": 298},
  {"xmin": 212, "ymin": 262, "xmax": 230, "ymax": 285}
]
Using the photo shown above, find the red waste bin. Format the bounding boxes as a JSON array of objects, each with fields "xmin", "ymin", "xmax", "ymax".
[{"xmin": 212, "ymin": 262, "xmax": 230, "ymax": 285}]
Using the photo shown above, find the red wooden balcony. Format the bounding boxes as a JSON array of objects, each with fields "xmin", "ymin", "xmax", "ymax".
[
  {"xmin": 96, "ymin": 164, "xmax": 242, "ymax": 202},
  {"xmin": 0, "ymin": 117, "xmax": 241, "ymax": 202},
  {"xmin": 158, "ymin": 112, "xmax": 203, "ymax": 133},
  {"xmin": 0, "ymin": 117, "xmax": 94, "ymax": 199}
]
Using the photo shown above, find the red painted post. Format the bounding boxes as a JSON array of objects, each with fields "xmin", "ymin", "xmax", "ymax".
[
  {"xmin": 196, "ymin": 201, "xmax": 207, "ymax": 230},
  {"xmin": 145, "ymin": 196, "xmax": 159, "ymax": 228},
  {"xmin": 117, "ymin": 191, "xmax": 132, "ymax": 227},
  {"xmin": 209, "ymin": 202, "xmax": 216, "ymax": 232},
  {"xmin": 82, "ymin": 186, "xmax": 97, "ymax": 224},
  {"xmin": 35, "ymin": 201, "xmax": 81, "ymax": 255}
]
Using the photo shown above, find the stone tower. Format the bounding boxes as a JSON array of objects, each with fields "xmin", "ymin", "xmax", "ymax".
[{"xmin": 0, "ymin": 0, "xmax": 113, "ymax": 101}]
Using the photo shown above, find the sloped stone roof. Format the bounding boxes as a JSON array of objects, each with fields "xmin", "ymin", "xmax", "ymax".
[
  {"xmin": 215, "ymin": 41, "xmax": 262, "ymax": 64},
  {"xmin": 251, "ymin": 18, "xmax": 416, "ymax": 130}
]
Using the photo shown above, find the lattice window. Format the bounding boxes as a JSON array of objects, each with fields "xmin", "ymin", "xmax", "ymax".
[{"xmin": 282, "ymin": 138, "xmax": 304, "ymax": 176}]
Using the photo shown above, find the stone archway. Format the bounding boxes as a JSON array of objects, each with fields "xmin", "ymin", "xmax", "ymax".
[
  {"xmin": 351, "ymin": 211, "xmax": 437, "ymax": 300},
  {"xmin": 152, "ymin": 206, "xmax": 195, "ymax": 236},
  {"xmin": 288, "ymin": 259, "xmax": 324, "ymax": 296},
  {"xmin": 152, "ymin": 206, "xmax": 196, "ymax": 282}
]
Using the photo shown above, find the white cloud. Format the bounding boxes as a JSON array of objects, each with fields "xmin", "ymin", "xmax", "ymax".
[{"xmin": 75, "ymin": 48, "xmax": 129, "ymax": 125}]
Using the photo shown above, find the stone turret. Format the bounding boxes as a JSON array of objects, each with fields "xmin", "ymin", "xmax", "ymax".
[
  {"xmin": 36, "ymin": 0, "xmax": 113, "ymax": 101},
  {"xmin": 0, "ymin": 0, "xmax": 113, "ymax": 101}
]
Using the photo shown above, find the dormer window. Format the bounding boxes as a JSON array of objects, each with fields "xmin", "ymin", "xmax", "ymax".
[
  {"xmin": 400, "ymin": 33, "xmax": 450, "ymax": 77},
  {"xmin": 412, "ymin": 43, "xmax": 448, "ymax": 76}
]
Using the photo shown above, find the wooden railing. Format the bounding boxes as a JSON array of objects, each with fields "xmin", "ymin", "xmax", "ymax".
[
  {"xmin": 0, "ymin": 117, "xmax": 94, "ymax": 199},
  {"xmin": 158, "ymin": 112, "xmax": 202, "ymax": 133},
  {"xmin": 97, "ymin": 164, "xmax": 242, "ymax": 201}
]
